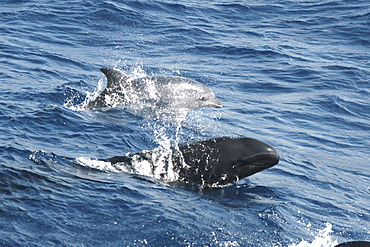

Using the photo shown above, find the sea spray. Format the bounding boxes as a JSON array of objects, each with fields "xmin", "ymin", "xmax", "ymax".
[{"xmin": 289, "ymin": 223, "xmax": 338, "ymax": 247}]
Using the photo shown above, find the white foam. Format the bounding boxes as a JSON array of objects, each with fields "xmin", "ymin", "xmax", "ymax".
[
  {"xmin": 76, "ymin": 157, "xmax": 118, "ymax": 172},
  {"xmin": 64, "ymin": 78, "xmax": 106, "ymax": 111},
  {"xmin": 130, "ymin": 63, "xmax": 147, "ymax": 78},
  {"xmin": 289, "ymin": 223, "xmax": 338, "ymax": 247}
]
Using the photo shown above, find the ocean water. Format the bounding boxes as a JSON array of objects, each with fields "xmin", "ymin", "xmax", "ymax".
[{"xmin": 1, "ymin": 0, "xmax": 369, "ymax": 246}]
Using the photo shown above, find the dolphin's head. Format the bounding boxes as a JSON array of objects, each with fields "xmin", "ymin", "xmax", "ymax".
[
  {"xmin": 178, "ymin": 137, "xmax": 279, "ymax": 187},
  {"xmin": 192, "ymin": 84, "xmax": 222, "ymax": 109},
  {"xmin": 173, "ymin": 81, "xmax": 222, "ymax": 110},
  {"xmin": 195, "ymin": 93, "xmax": 222, "ymax": 109}
]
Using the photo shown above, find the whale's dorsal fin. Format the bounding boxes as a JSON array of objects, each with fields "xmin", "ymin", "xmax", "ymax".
[{"xmin": 100, "ymin": 67, "xmax": 130, "ymax": 88}]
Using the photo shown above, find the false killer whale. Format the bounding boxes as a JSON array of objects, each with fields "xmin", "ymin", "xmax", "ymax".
[
  {"xmin": 86, "ymin": 67, "xmax": 222, "ymax": 121},
  {"xmin": 104, "ymin": 137, "xmax": 279, "ymax": 187},
  {"xmin": 335, "ymin": 241, "xmax": 370, "ymax": 247}
]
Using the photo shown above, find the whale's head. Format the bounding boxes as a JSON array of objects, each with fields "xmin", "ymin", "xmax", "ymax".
[
  {"xmin": 178, "ymin": 137, "xmax": 279, "ymax": 187},
  {"xmin": 228, "ymin": 138, "xmax": 279, "ymax": 181}
]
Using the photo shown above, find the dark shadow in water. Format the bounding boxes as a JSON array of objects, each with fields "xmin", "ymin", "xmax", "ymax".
[{"xmin": 171, "ymin": 179, "xmax": 278, "ymax": 209}]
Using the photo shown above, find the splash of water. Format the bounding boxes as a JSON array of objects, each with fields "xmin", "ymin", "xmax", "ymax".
[
  {"xmin": 75, "ymin": 143, "xmax": 184, "ymax": 183},
  {"xmin": 64, "ymin": 77, "xmax": 106, "ymax": 111},
  {"xmin": 289, "ymin": 223, "xmax": 338, "ymax": 247},
  {"xmin": 74, "ymin": 119, "xmax": 186, "ymax": 183}
]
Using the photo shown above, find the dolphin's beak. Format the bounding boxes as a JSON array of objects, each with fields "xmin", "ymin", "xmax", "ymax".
[{"xmin": 208, "ymin": 99, "xmax": 222, "ymax": 108}]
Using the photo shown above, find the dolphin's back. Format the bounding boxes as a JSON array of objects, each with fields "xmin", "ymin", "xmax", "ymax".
[{"xmin": 100, "ymin": 67, "xmax": 130, "ymax": 88}]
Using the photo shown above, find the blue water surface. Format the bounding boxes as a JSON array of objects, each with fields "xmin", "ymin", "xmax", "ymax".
[{"xmin": 1, "ymin": 0, "xmax": 369, "ymax": 246}]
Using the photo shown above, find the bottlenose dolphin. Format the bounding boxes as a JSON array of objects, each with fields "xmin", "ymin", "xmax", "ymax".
[
  {"xmin": 86, "ymin": 67, "xmax": 222, "ymax": 121},
  {"xmin": 105, "ymin": 137, "xmax": 279, "ymax": 187}
]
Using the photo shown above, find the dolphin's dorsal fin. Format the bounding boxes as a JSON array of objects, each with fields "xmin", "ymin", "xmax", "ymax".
[{"xmin": 100, "ymin": 67, "xmax": 130, "ymax": 88}]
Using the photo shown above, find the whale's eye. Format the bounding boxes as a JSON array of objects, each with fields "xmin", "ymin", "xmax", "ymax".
[{"xmin": 201, "ymin": 97, "xmax": 207, "ymax": 101}]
